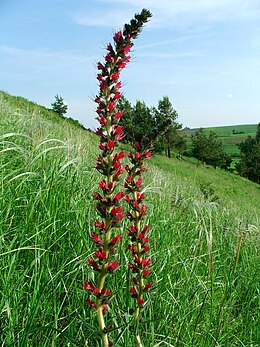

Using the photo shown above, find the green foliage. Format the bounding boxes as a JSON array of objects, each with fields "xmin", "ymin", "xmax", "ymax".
[
  {"xmin": 154, "ymin": 96, "xmax": 182, "ymax": 158},
  {"xmin": 0, "ymin": 91, "xmax": 259, "ymax": 346},
  {"xmin": 51, "ymin": 95, "xmax": 68, "ymax": 116},
  {"xmin": 236, "ymin": 123, "xmax": 260, "ymax": 184},
  {"xmin": 191, "ymin": 129, "xmax": 232, "ymax": 169},
  {"xmin": 119, "ymin": 95, "xmax": 184, "ymax": 156}
]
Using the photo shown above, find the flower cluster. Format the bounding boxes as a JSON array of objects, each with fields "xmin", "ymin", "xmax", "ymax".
[
  {"xmin": 83, "ymin": 9, "xmax": 152, "ymax": 345},
  {"xmin": 124, "ymin": 141, "xmax": 153, "ymax": 310}
]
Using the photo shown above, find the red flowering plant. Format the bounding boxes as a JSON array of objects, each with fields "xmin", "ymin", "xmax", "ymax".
[
  {"xmin": 124, "ymin": 119, "xmax": 173, "ymax": 344},
  {"xmin": 124, "ymin": 142, "xmax": 153, "ymax": 327},
  {"xmin": 84, "ymin": 9, "xmax": 152, "ymax": 347}
]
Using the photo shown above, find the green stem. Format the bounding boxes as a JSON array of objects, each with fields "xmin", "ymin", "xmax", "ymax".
[{"xmin": 97, "ymin": 304, "xmax": 109, "ymax": 347}]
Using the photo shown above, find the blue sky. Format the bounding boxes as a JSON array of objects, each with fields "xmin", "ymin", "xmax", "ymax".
[{"xmin": 1, "ymin": 0, "xmax": 260, "ymax": 129}]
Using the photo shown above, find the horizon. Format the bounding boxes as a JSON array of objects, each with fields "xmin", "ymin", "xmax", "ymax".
[{"xmin": 1, "ymin": 0, "xmax": 260, "ymax": 129}]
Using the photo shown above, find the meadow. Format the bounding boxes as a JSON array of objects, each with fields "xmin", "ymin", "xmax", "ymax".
[
  {"xmin": 0, "ymin": 91, "xmax": 259, "ymax": 346},
  {"xmin": 182, "ymin": 124, "xmax": 258, "ymax": 157}
]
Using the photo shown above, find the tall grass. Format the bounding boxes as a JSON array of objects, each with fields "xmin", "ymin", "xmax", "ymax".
[{"xmin": 0, "ymin": 91, "xmax": 259, "ymax": 346}]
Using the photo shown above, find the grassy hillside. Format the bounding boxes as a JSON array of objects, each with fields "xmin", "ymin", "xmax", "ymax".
[{"xmin": 1, "ymin": 91, "xmax": 259, "ymax": 346}]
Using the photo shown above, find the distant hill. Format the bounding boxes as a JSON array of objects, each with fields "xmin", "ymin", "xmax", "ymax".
[{"xmin": 181, "ymin": 123, "xmax": 258, "ymax": 156}]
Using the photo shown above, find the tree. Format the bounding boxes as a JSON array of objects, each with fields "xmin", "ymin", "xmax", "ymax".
[
  {"xmin": 236, "ymin": 123, "xmax": 260, "ymax": 184},
  {"xmin": 118, "ymin": 96, "xmax": 177, "ymax": 152},
  {"xmin": 51, "ymin": 95, "xmax": 68, "ymax": 116},
  {"xmin": 191, "ymin": 129, "xmax": 231, "ymax": 169},
  {"xmin": 132, "ymin": 100, "xmax": 156, "ymax": 144},
  {"xmin": 171, "ymin": 134, "xmax": 187, "ymax": 158},
  {"xmin": 191, "ymin": 128, "xmax": 208, "ymax": 163},
  {"xmin": 154, "ymin": 96, "xmax": 181, "ymax": 158},
  {"xmin": 118, "ymin": 98, "xmax": 156, "ymax": 146}
]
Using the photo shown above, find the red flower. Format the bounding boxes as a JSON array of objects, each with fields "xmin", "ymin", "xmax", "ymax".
[
  {"xmin": 115, "ymin": 81, "xmax": 122, "ymax": 89},
  {"xmin": 142, "ymin": 225, "xmax": 149, "ymax": 233},
  {"xmin": 139, "ymin": 204, "xmax": 147, "ymax": 217},
  {"xmin": 105, "ymin": 53, "xmax": 114, "ymax": 63},
  {"xmin": 144, "ymin": 283, "xmax": 152, "ymax": 291},
  {"xmin": 126, "ymin": 176, "xmax": 132, "ymax": 183},
  {"xmin": 114, "ymin": 110, "xmax": 124, "ymax": 119},
  {"xmin": 132, "ymin": 277, "xmax": 139, "ymax": 285},
  {"xmin": 113, "ymin": 91, "xmax": 121, "ymax": 100},
  {"xmin": 136, "ymin": 177, "xmax": 143, "ymax": 188},
  {"xmin": 143, "ymin": 237, "xmax": 149, "ymax": 244},
  {"xmin": 109, "ymin": 234, "xmax": 121, "ymax": 246},
  {"xmin": 129, "ymin": 225, "xmax": 138, "ymax": 233},
  {"xmin": 95, "ymin": 248, "xmax": 107, "ymax": 261},
  {"xmin": 114, "ymin": 125, "xmax": 123, "ymax": 135},
  {"xmin": 100, "ymin": 80, "xmax": 106, "ymax": 91},
  {"xmin": 110, "ymin": 206, "xmax": 122, "ymax": 216},
  {"xmin": 97, "ymin": 62, "xmax": 105, "ymax": 70},
  {"xmin": 134, "ymin": 141, "xmax": 141, "ymax": 151},
  {"xmin": 99, "ymin": 180, "xmax": 107, "ymax": 190},
  {"xmin": 107, "ymin": 260, "xmax": 119, "ymax": 272},
  {"xmin": 107, "ymin": 102, "xmax": 116, "ymax": 112},
  {"xmin": 113, "ymin": 191, "xmax": 124, "ymax": 201},
  {"xmin": 130, "ymin": 286, "xmax": 138, "ymax": 297},
  {"xmin": 143, "ymin": 245, "xmax": 149, "ymax": 253},
  {"xmin": 88, "ymin": 258, "xmax": 102, "ymax": 271},
  {"xmin": 128, "ymin": 244, "xmax": 137, "ymax": 252},
  {"xmin": 122, "ymin": 45, "xmax": 131, "ymax": 54},
  {"xmin": 106, "ymin": 43, "xmax": 113, "ymax": 52},
  {"xmin": 111, "ymin": 72, "xmax": 120, "ymax": 81},
  {"xmin": 91, "ymin": 233, "xmax": 103, "ymax": 245},
  {"xmin": 142, "ymin": 258, "xmax": 151, "ymax": 267},
  {"xmin": 97, "ymin": 74, "xmax": 104, "ymax": 82},
  {"xmin": 95, "ymin": 220, "xmax": 107, "ymax": 231},
  {"xmin": 114, "ymin": 150, "xmax": 124, "ymax": 160},
  {"xmin": 117, "ymin": 59, "xmax": 127, "ymax": 69},
  {"xmin": 107, "ymin": 140, "xmax": 115, "ymax": 150},
  {"xmin": 137, "ymin": 297, "xmax": 144, "ymax": 306},
  {"xmin": 113, "ymin": 30, "xmax": 123, "ymax": 43},
  {"xmin": 86, "ymin": 298, "xmax": 97, "ymax": 309},
  {"xmin": 133, "ymin": 201, "xmax": 139, "ymax": 209},
  {"xmin": 96, "ymin": 107, "xmax": 103, "ymax": 115},
  {"xmin": 124, "ymin": 195, "xmax": 131, "ymax": 202},
  {"xmin": 99, "ymin": 117, "xmax": 106, "ymax": 126},
  {"xmin": 83, "ymin": 280, "xmax": 95, "ymax": 291},
  {"xmin": 92, "ymin": 288, "xmax": 100, "ymax": 296},
  {"xmin": 113, "ymin": 161, "xmax": 121, "ymax": 170},
  {"xmin": 144, "ymin": 151, "xmax": 152, "ymax": 158}
]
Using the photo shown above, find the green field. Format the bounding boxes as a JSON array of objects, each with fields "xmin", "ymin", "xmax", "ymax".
[
  {"xmin": 182, "ymin": 124, "xmax": 258, "ymax": 157},
  {"xmin": 1, "ymin": 91, "xmax": 259, "ymax": 346}
]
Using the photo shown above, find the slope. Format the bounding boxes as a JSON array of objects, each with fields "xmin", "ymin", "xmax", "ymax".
[{"xmin": 0, "ymin": 91, "xmax": 259, "ymax": 347}]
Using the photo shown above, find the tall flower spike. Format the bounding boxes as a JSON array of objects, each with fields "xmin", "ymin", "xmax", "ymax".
[
  {"xmin": 84, "ymin": 9, "xmax": 152, "ymax": 347},
  {"xmin": 124, "ymin": 117, "xmax": 172, "ymax": 344},
  {"xmin": 125, "ymin": 145, "xmax": 153, "ymax": 324}
]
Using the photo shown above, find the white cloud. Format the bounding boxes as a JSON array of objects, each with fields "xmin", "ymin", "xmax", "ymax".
[{"xmin": 83, "ymin": 0, "xmax": 260, "ymax": 28}]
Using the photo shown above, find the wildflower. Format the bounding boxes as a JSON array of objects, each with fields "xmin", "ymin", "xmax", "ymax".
[
  {"xmin": 124, "ymin": 140, "xmax": 154, "ymax": 328},
  {"xmin": 85, "ymin": 9, "xmax": 152, "ymax": 347}
]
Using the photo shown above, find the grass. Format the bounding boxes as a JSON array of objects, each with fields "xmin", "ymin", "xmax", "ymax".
[{"xmin": 1, "ymin": 91, "xmax": 259, "ymax": 346}]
